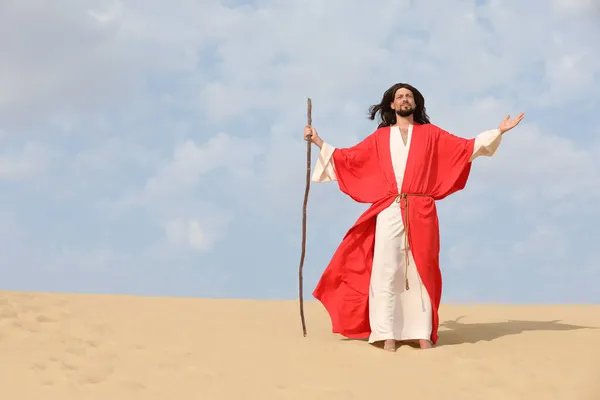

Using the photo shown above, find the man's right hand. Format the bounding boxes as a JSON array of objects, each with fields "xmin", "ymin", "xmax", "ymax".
[{"xmin": 304, "ymin": 125, "xmax": 323, "ymax": 148}]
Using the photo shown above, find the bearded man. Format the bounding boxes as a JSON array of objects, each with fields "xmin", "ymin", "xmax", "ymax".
[{"xmin": 304, "ymin": 82, "xmax": 524, "ymax": 351}]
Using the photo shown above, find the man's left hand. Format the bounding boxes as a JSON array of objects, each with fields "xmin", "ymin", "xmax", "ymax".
[{"xmin": 498, "ymin": 113, "xmax": 525, "ymax": 134}]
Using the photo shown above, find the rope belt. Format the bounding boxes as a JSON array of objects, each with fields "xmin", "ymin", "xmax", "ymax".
[{"xmin": 395, "ymin": 193, "xmax": 433, "ymax": 291}]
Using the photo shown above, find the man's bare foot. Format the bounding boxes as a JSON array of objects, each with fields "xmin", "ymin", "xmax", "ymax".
[
  {"xmin": 397, "ymin": 339, "xmax": 433, "ymax": 349},
  {"xmin": 383, "ymin": 339, "xmax": 396, "ymax": 352}
]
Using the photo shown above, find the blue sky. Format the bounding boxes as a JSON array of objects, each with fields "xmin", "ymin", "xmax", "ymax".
[{"xmin": 1, "ymin": 0, "xmax": 599, "ymax": 303}]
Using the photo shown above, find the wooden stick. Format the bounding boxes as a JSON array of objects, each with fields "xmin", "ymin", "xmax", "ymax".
[{"xmin": 298, "ymin": 97, "xmax": 312, "ymax": 337}]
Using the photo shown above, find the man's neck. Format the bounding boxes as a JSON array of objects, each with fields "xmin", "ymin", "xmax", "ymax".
[{"xmin": 394, "ymin": 115, "xmax": 413, "ymax": 129}]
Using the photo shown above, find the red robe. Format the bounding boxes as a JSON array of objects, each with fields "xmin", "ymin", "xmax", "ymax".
[{"xmin": 312, "ymin": 123, "xmax": 475, "ymax": 344}]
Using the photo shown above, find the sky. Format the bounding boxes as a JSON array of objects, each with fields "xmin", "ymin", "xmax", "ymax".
[{"xmin": 1, "ymin": 0, "xmax": 599, "ymax": 303}]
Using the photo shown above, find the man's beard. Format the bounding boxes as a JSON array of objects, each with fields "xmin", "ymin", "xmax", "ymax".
[{"xmin": 395, "ymin": 104, "xmax": 415, "ymax": 117}]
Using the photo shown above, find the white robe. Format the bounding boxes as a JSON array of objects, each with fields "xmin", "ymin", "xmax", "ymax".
[{"xmin": 312, "ymin": 124, "xmax": 502, "ymax": 343}]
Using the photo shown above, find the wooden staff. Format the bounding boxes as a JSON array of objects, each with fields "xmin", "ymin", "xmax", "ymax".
[{"xmin": 298, "ymin": 97, "xmax": 312, "ymax": 337}]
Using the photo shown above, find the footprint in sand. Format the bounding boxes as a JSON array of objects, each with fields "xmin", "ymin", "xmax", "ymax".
[
  {"xmin": 31, "ymin": 362, "xmax": 59, "ymax": 386},
  {"xmin": 119, "ymin": 380, "xmax": 146, "ymax": 391},
  {"xmin": 0, "ymin": 300, "xmax": 18, "ymax": 328},
  {"xmin": 64, "ymin": 338, "xmax": 90, "ymax": 356},
  {"xmin": 86, "ymin": 339, "xmax": 101, "ymax": 348},
  {"xmin": 31, "ymin": 362, "xmax": 46, "ymax": 372},
  {"xmin": 0, "ymin": 295, "xmax": 61, "ymax": 335},
  {"xmin": 11, "ymin": 319, "xmax": 41, "ymax": 333},
  {"xmin": 36, "ymin": 315, "xmax": 57, "ymax": 324},
  {"xmin": 78, "ymin": 363, "xmax": 116, "ymax": 385},
  {"xmin": 37, "ymin": 336, "xmax": 119, "ymax": 386}
]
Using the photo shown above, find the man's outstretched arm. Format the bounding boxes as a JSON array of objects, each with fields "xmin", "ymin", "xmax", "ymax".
[{"xmin": 469, "ymin": 113, "xmax": 525, "ymax": 162}]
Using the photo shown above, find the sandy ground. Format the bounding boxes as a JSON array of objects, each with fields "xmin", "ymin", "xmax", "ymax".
[{"xmin": 0, "ymin": 290, "xmax": 598, "ymax": 399}]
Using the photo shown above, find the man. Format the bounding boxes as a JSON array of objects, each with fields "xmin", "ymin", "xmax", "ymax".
[{"xmin": 304, "ymin": 83, "xmax": 524, "ymax": 352}]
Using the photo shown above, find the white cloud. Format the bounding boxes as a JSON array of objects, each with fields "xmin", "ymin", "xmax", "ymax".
[
  {"xmin": 140, "ymin": 133, "xmax": 262, "ymax": 200},
  {"xmin": 513, "ymin": 224, "xmax": 569, "ymax": 258},
  {"xmin": 103, "ymin": 132, "xmax": 263, "ymax": 252},
  {"xmin": 165, "ymin": 218, "xmax": 214, "ymax": 252},
  {"xmin": 73, "ymin": 137, "xmax": 157, "ymax": 175},
  {"xmin": 447, "ymin": 243, "xmax": 477, "ymax": 270},
  {"xmin": 473, "ymin": 124, "xmax": 600, "ymax": 206},
  {"xmin": 87, "ymin": 0, "xmax": 123, "ymax": 25},
  {"xmin": 0, "ymin": 141, "xmax": 51, "ymax": 180},
  {"xmin": 553, "ymin": 0, "xmax": 600, "ymax": 15},
  {"xmin": 0, "ymin": 0, "xmax": 211, "ymax": 131},
  {"xmin": 161, "ymin": 204, "xmax": 233, "ymax": 252}
]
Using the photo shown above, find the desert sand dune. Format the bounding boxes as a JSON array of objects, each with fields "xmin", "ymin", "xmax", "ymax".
[{"xmin": 0, "ymin": 290, "xmax": 598, "ymax": 399}]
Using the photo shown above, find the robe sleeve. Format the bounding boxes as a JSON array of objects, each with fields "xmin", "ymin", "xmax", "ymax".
[
  {"xmin": 311, "ymin": 133, "xmax": 381, "ymax": 203},
  {"xmin": 433, "ymin": 127, "xmax": 477, "ymax": 197},
  {"xmin": 469, "ymin": 129, "xmax": 503, "ymax": 161}
]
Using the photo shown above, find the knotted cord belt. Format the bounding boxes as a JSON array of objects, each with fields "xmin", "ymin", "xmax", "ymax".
[{"xmin": 395, "ymin": 193, "xmax": 433, "ymax": 291}]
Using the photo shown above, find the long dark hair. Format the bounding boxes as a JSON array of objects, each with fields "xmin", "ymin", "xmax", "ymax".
[{"xmin": 368, "ymin": 83, "xmax": 431, "ymax": 128}]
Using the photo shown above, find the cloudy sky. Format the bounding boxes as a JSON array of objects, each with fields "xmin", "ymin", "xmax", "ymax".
[{"xmin": 1, "ymin": 0, "xmax": 599, "ymax": 303}]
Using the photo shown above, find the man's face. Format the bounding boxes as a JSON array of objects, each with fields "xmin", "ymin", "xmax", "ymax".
[{"xmin": 391, "ymin": 88, "xmax": 416, "ymax": 117}]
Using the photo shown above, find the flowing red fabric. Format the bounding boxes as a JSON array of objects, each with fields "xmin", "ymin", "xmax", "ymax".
[{"xmin": 312, "ymin": 123, "xmax": 475, "ymax": 344}]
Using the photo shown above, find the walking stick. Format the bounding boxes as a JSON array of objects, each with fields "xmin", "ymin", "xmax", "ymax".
[{"xmin": 298, "ymin": 97, "xmax": 312, "ymax": 337}]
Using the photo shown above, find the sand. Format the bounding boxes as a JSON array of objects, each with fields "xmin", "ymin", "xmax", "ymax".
[{"xmin": 0, "ymin": 290, "xmax": 598, "ymax": 399}]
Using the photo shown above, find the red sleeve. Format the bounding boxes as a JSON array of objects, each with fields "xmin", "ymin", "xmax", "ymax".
[
  {"xmin": 332, "ymin": 133, "xmax": 385, "ymax": 204},
  {"xmin": 432, "ymin": 126, "xmax": 476, "ymax": 198}
]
